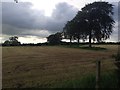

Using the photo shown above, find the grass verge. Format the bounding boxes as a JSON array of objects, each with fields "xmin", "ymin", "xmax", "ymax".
[{"xmin": 52, "ymin": 71, "xmax": 117, "ymax": 88}]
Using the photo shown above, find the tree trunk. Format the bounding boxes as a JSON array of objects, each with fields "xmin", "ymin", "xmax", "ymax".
[
  {"xmin": 77, "ymin": 37, "xmax": 80, "ymax": 46},
  {"xmin": 89, "ymin": 31, "xmax": 92, "ymax": 48},
  {"xmin": 70, "ymin": 36, "xmax": 72, "ymax": 47}
]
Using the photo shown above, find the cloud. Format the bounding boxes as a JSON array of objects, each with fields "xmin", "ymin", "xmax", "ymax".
[
  {"xmin": 2, "ymin": 1, "xmax": 119, "ymax": 43},
  {"xmin": 2, "ymin": 2, "xmax": 46, "ymax": 30},
  {"xmin": 2, "ymin": 2, "xmax": 78, "ymax": 37},
  {"xmin": 42, "ymin": 2, "xmax": 78, "ymax": 32},
  {"xmin": 112, "ymin": 2, "xmax": 119, "ymax": 42},
  {"xmin": 112, "ymin": 2, "xmax": 118, "ymax": 22}
]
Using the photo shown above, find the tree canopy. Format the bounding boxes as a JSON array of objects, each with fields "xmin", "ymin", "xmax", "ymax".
[
  {"xmin": 14, "ymin": 0, "xmax": 18, "ymax": 3},
  {"xmin": 47, "ymin": 32, "xmax": 62, "ymax": 45},
  {"xmin": 3, "ymin": 36, "xmax": 21, "ymax": 46},
  {"xmin": 63, "ymin": 1, "xmax": 115, "ymax": 47}
]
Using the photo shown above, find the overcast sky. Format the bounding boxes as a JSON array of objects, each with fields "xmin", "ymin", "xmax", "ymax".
[{"xmin": 1, "ymin": 0, "xmax": 119, "ymax": 43}]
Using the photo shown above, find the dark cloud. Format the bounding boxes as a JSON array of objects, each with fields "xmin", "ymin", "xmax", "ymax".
[
  {"xmin": 52, "ymin": 2, "xmax": 78, "ymax": 21},
  {"xmin": 112, "ymin": 2, "xmax": 118, "ymax": 22},
  {"xmin": 2, "ymin": 2, "xmax": 118, "ymax": 42},
  {"xmin": 2, "ymin": 2, "xmax": 78, "ymax": 37},
  {"xmin": 113, "ymin": 2, "xmax": 119, "ymax": 42},
  {"xmin": 2, "ymin": 2, "xmax": 46, "ymax": 30},
  {"xmin": 45, "ymin": 2, "xmax": 78, "ymax": 32}
]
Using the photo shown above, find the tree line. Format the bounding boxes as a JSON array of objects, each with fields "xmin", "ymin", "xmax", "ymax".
[
  {"xmin": 3, "ymin": 1, "xmax": 117, "ymax": 47},
  {"xmin": 47, "ymin": 1, "xmax": 115, "ymax": 47},
  {"xmin": 3, "ymin": 36, "xmax": 21, "ymax": 46}
]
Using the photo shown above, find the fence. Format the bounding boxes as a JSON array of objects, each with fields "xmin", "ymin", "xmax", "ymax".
[{"xmin": 95, "ymin": 60, "xmax": 120, "ymax": 89}]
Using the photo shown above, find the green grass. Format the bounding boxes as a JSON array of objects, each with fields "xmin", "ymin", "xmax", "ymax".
[
  {"xmin": 22, "ymin": 70, "xmax": 117, "ymax": 88},
  {"xmin": 53, "ymin": 73, "xmax": 96, "ymax": 88},
  {"xmin": 100, "ymin": 71, "xmax": 118, "ymax": 88},
  {"xmin": 52, "ymin": 70, "xmax": 118, "ymax": 88}
]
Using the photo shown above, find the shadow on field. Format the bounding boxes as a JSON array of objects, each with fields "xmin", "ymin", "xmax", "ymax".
[{"xmin": 62, "ymin": 45, "xmax": 107, "ymax": 51}]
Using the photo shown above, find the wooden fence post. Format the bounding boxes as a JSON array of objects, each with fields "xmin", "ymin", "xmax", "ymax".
[{"xmin": 96, "ymin": 60, "xmax": 101, "ymax": 89}]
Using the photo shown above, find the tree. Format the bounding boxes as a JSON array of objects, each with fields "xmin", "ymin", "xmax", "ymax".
[
  {"xmin": 14, "ymin": 0, "xmax": 18, "ymax": 3},
  {"xmin": 3, "ymin": 36, "xmax": 21, "ymax": 46},
  {"xmin": 63, "ymin": 21, "xmax": 76, "ymax": 45},
  {"xmin": 47, "ymin": 32, "xmax": 62, "ymax": 45},
  {"xmin": 3, "ymin": 40, "xmax": 10, "ymax": 46},
  {"xmin": 11, "ymin": 36, "xmax": 21, "ymax": 46},
  {"xmin": 72, "ymin": 11, "xmax": 89, "ymax": 44},
  {"xmin": 63, "ymin": 11, "xmax": 88, "ymax": 45},
  {"xmin": 81, "ymin": 1, "xmax": 115, "ymax": 47},
  {"xmin": 63, "ymin": 1, "xmax": 114, "ymax": 48}
]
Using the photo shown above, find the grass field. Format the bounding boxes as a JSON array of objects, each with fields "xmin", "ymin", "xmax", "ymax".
[{"xmin": 2, "ymin": 45, "xmax": 119, "ymax": 88}]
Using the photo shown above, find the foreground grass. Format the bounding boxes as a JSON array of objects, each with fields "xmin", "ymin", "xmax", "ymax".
[
  {"xmin": 53, "ymin": 70, "xmax": 118, "ymax": 88},
  {"xmin": 2, "ymin": 45, "xmax": 118, "ymax": 88},
  {"xmin": 3, "ymin": 70, "xmax": 118, "ymax": 88}
]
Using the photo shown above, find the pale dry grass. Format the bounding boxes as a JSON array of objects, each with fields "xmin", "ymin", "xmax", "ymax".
[{"xmin": 2, "ymin": 45, "xmax": 119, "ymax": 88}]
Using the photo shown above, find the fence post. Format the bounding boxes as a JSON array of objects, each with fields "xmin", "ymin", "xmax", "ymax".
[{"xmin": 96, "ymin": 60, "xmax": 101, "ymax": 89}]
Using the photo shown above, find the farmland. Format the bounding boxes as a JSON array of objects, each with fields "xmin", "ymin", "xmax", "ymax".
[{"xmin": 2, "ymin": 45, "xmax": 119, "ymax": 88}]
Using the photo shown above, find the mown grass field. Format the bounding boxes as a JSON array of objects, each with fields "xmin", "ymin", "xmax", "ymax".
[{"xmin": 2, "ymin": 45, "xmax": 119, "ymax": 88}]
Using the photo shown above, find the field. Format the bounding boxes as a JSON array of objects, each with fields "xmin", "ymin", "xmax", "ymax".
[{"xmin": 2, "ymin": 45, "xmax": 119, "ymax": 88}]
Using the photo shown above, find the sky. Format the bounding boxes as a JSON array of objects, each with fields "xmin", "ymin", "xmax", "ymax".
[{"xmin": 1, "ymin": 0, "xmax": 119, "ymax": 43}]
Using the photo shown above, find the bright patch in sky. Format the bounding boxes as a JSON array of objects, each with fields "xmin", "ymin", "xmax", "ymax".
[
  {"xmin": 29, "ymin": 0, "xmax": 88, "ymax": 16},
  {"xmin": 18, "ymin": 36, "xmax": 47, "ymax": 44},
  {"xmin": 30, "ymin": 0, "xmax": 59, "ymax": 16}
]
